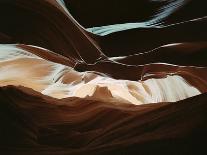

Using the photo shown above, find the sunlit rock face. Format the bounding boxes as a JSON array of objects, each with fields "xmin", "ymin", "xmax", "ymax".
[
  {"xmin": 0, "ymin": 45, "xmax": 202, "ymax": 105},
  {"xmin": 0, "ymin": 0, "xmax": 207, "ymax": 155}
]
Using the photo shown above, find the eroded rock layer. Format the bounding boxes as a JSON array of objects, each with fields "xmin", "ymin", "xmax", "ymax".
[{"xmin": 0, "ymin": 0, "xmax": 207, "ymax": 154}]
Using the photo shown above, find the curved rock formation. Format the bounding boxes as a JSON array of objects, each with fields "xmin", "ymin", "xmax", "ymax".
[{"xmin": 0, "ymin": 0, "xmax": 207, "ymax": 154}]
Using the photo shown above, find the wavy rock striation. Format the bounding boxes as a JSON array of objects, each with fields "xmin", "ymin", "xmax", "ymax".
[{"xmin": 0, "ymin": 0, "xmax": 207, "ymax": 154}]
